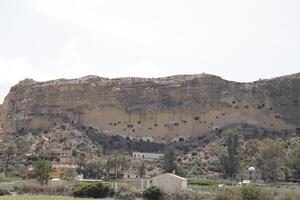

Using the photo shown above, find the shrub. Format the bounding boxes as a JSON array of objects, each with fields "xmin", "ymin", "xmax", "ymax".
[
  {"xmin": 73, "ymin": 182, "xmax": 114, "ymax": 198},
  {"xmin": 258, "ymin": 190, "xmax": 274, "ymax": 200},
  {"xmin": 13, "ymin": 181, "xmax": 71, "ymax": 196},
  {"xmin": 115, "ymin": 191, "xmax": 136, "ymax": 200},
  {"xmin": 147, "ymin": 166, "xmax": 154, "ymax": 171},
  {"xmin": 241, "ymin": 186, "xmax": 261, "ymax": 200},
  {"xmin": 0, "ymin": 188, "xmax": 9, "ymax": 196},
  {"xmin": 143, "ymin": 186, "xmax": 161, "ymax": 200},
  {"xmin": 276, "ymin": 194, "xmax": 300, "ymax": 200},
  {"xmin": 114, "ymin": 183, "xmax": 137, "ymax": 200},
  {"xmin": 60, "ymin": 168, "xmax": 77, "ymax": 181},
  {"xmin": 0, "ymin": 173, "xmax": 5, "ymax": 181}
]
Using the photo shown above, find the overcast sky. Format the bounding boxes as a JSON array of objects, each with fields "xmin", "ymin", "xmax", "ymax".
[{"xmin": 0, "ymin": 0, "xmax": 299, "ymax": 103}]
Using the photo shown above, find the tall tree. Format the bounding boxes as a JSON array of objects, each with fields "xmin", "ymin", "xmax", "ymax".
[
  {"xmin": 256, "ymin": 139, "xmax": 285, "ymax": 181},
  {"xmin": 219, "ymin": 128, "xmax": 239, "ymax": 179},
  {"xmin": 163, "ymin": 147, "xmax": 177, "ymax": 173},
  {"xmin": 138, "ymin": 162, "xmax": 146, "ymax": 178},
  {"xmin": 76, "ymin": 153, "xmax": 86, "ymax": 175},
  {"xmin": 105, "ymin": 156, "xmax": 114, "ymax": 180},
  {"xmin": 34, "ymin": 159, "xmax": 52, "ymax": 186}
]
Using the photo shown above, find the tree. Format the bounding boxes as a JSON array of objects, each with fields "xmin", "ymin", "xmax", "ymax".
[
  {"xmin": 226, "ymin": 130, "xmax": 239, "ymax": 178},
  {"xmin": 85, "ymin": 162, "xmax": 99, "ymax": 179},
  {"xmin": 96, "ymin": 159, "xmax": 105, "ymax": 179},
  {"xmin": 138, "ymin": 162, "xmax": 146, "ymax": 178},
  {"xmin": 4, "ymin": 142, "xmax": 16, "ymax": 177},
  {"xmin": 76, "ymin": 153, "xmax": 86, "ymax": 175},
  {"xmin": 255, "ymin": 139, "xmax": 285, "ymax": 181},
  {"xmin": 286, "ymin": 146, "xmax": 300, "ymax": 179},
  {"xmin": 219, "ymin": 128, "xmax": 239, "ymax": 179},
  {"xmin": 104, "ymin": 156, "xmax": 114, "ymax": 180},
  {"xmin": 34, "ymin": 159, "xmax": 52, "ymax": 186},
  {"xmin": 163, "ymin": 147, "xmax": 177, "ymax": 173}
]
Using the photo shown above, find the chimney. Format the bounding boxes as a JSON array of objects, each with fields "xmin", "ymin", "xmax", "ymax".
[{"xmin": 172, "ymin": 170, "xmax": 176, "ymax": 175}]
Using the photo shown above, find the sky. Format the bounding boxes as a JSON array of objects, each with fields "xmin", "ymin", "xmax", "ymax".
[{"xmin": 0, "ymin": 0, "xmax": 299, "ymax": 103}]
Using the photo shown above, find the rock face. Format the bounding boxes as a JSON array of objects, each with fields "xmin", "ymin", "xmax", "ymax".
[{"xmin": 0, "ymin": 73, "xmax": 299, "ymax": 141}]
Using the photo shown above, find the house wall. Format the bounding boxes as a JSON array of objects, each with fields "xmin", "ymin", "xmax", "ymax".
[{"xmin": 152, "ymin": 174, "xmax": 187, "ymax": 193}]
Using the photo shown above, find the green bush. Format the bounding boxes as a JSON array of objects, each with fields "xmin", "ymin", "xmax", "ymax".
[
  {"xmin": 0, "ymin": 188, "xmax": 9, "ymax": 196},
  {"xmin": 241, "ymin": 186, "xmax": 261, "ymax": 200},
  {"xmin": 143, "ymin": 186, "xmax": 161, "ymax": 200},
  {"xmin": 73, "ymin": 182, "xmax": 114, "ymax": 198}
]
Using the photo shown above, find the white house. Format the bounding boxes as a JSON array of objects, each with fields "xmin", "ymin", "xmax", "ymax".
[
  {"xmin": 151, "ymin": 173, "xmax": 187, "ymax": 193},
  {"xmin": 132, "ymin": 152, "xmax": 164, "ymax": 160}
]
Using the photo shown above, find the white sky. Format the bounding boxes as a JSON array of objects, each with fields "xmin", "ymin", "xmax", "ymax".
[{"xmin": 0, "ymin": 0, "xmax": 300, "ymax": 103}]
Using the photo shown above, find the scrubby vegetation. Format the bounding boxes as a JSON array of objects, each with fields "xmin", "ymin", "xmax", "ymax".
[
  {"xmin": 72, "ymin": 182, "xmax": 114, "ymax": 198},
  {"xmin": 143, "ymin": 186, "xmax": 162, "ymax": 200}
]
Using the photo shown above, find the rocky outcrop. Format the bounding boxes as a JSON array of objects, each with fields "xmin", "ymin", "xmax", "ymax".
[{"xmin": 0, "ymin": 73, "xmax": 299, "ymax": 141}]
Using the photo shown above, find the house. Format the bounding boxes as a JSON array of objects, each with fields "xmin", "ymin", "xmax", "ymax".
[
  {"xmin": 132, "ymin": 152, "xmax": 164, "ymax": 160},
  {"xmin": 151, "ymin": 173, "xmax": 187, "ymax": 193}
]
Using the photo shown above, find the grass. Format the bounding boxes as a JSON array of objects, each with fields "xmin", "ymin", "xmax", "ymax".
[{"xmin": 0, "ymin": 195, "xmax": 113, "ymax": 200}]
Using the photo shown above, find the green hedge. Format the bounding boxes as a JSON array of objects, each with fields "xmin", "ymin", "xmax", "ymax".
[
  {"xmin": 73, "ymin": 182, "xmax": 114, "ymax": 198},
  {"xmin": 188, "ymin": 179, "xmax": 215, "ymax": 186}
]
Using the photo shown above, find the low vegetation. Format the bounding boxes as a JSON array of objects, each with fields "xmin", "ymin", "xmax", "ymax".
[
  {"xmin": 72, "ymin": 182, "xmax": 114, "ymax": 198},
  {"xmin": 143, "ymin": 186, "xmax": 162, "ymax": 200}
]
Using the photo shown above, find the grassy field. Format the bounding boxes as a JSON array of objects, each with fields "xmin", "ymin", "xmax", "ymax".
[{"xmin": 0, "ymin": 195, "xmax": 113, "ymax": 200}]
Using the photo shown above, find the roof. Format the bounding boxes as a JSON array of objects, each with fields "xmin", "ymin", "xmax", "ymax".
[
  {"xmin": 248, "ymin": 166, "xmax": 255, "ymax": 171},
  {"xmin": 153, "ymin": 173, "xmax": 187, "ymax": 181}
]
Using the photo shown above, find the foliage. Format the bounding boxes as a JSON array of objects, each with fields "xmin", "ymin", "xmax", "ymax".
[
  {"xmin": 76, "ymin": 153, "xmax": 86, "ymax": 175},
  {"xmin": 13, "ymin": 180, "xmax": 71, "ymax": 196},
  {"xmin": 4, "ymin": 142, "xmax": 16, "ymax": 177},
  {"xmin": 114, "ymin": 183, "xmax": 137, "ymax": 200},
  {"xmin": 0, "ymin": 187, "xmax": 9, "ymax": 196},
  {"xmin": 33, "ymin": 159, "xmax": 52, "ymax": 186},
  {"xmin": 286, "ymin": 146, "xmax": 300, "ymax": 179},
  {"xmin": 114, "ymin": 191, "xmax": 136, "ymax": 200},
  {"xmin": 72, "ymin": 182, "xmax": 114, "ymax": 198},
  {"xmin": 143, "ymin": 186, "xmax": 162, "ymax": 200},
  {"xmin": 188, "ymin": 179, "xmax": 215, "ymax": 186},
  {"xmin": 0, "ymin": 173, "xmax": 5, "ymax": 181},
  {"xmin": 60, "ymin": 168, "xmax": 77, "ymax": 181},
  {"xmin": 138, "ymin": 162, "xmax": 146, "ymax": 178},
  {"xmin": 241, "ymin": 186, "xmax": 261, "ymax": 200},
  {"xmin": 163, "ymin": 147, "xmax": 177, "ymax": 173},
  {"xmin": 219, "ymin": 128, "xmax": 239, "ymax": 179},
  {"xmin": 255, "ymin": 139, "xmax": 285, "ymax": 181}
]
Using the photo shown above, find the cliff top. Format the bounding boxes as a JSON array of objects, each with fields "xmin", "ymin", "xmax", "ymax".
[{"xmin": 14, "ymin": 72, "xmax": 300, "ymax": 88}]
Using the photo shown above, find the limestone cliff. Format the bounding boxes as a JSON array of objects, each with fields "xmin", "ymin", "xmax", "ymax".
[{"xmin": 0, "ymin": 73, "xmax": 299, "ymax": 141}]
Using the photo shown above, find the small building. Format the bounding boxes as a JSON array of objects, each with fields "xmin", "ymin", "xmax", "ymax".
[
  {"xmin": 151, "ymin": 173, "xmax": 187, "ymax": 193},
  {"xmin": 248, "ymin": 166, "xmax": 256, "ymax": 180},
  {"xmin": 132, "ymin": 152, "xmax": 164, "ymax": 160}
]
